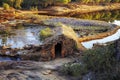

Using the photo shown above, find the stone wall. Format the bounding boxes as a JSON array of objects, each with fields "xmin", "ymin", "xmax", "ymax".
[{"xmin": 40, "ymin": 35, "xmax": 77, "ymax": 61}]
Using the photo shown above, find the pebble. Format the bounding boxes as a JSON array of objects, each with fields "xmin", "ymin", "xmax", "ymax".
[{"xmin": 42, "ymin": 70, "xmax": 52, "ymax": 75}]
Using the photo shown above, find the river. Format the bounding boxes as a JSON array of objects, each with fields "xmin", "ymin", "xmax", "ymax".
[
  {"xmin": 0, "ymin": 25, "xmax": 44, "ymax": 49},
  {"xmin": 73, "ymin": 10, "xmax": 120, "ymax": 49},
  {"xmin": 1, "ymin": 10, "xmax": 120, "ymax": 49},
  {"xmin": 0, "ymin": 10, "xmax": 120, "ymax": 61},
  {"xmin": 0, "ymin": 25, "xmax": 45, "ymax": 61}
]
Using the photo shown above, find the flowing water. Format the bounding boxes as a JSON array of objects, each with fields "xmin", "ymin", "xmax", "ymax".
[
  {"xmin": 72, "ymin": 10, "xmax": 120, "ymax": 49},
  {"xmin": 82, "ymin": 29, "xmax": 120, "ymax": 49}
]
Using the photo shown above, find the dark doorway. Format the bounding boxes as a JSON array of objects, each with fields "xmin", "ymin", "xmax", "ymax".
[{"xmin": 55, "ymin": 42, "xmax": 62, "ymax": 57}]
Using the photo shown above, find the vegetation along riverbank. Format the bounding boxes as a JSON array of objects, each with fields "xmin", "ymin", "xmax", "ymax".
[{"xmin": 0, "ymin": 0, "xmax": 120, "ymax": 80}]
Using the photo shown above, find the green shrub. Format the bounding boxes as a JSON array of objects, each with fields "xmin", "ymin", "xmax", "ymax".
[
  {"xmin": 40, "ymin": 27, "xmax": 53, "ymax": 40},
  {"xmin": 82, "ymin": 44, "xmax": 120, "ymax": 80},
  {"xmin": 61, "ymin": 63, "xmax": 87, "ymax": 76},
  {"xmin": 82, "ymin": 44, "xmax": 116, "ymax": 72},
  {"xmin": 60, "ymin": 44, "xmax": 119, "ymax": 80},
  {"xmin": 3, "ymin": 3, "xmax": 10, "ymax": 10}
]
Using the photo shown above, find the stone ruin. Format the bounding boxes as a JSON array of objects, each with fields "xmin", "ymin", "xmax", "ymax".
[
  {"xmin": 39, "ymin": 24, "xmax": 84, "ymax": 60},
  {"xmin": 0, "ymin": 24, "xmax": 84, "ymax": 61}
]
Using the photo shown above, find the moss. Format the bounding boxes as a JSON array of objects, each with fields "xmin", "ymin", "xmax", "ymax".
[{"xmin": 40, "ymin": 27, "xmax": 53, "ymax": 40}]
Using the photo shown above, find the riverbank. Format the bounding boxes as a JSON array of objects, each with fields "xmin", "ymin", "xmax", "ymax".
[
  {"xmin": 0, "ymin": 7, "xmax": 120, "ymax": 58},
  {"xmin": 38, "ymin": 3, "xmax": 120, "ymax": 16},
  {"xmin": 78, "ymin": 26, "xmax": 120, "ymax": 42},
  {"xmin": 1, "ymin": 3, "xmax": 120, "ymax": 27}
]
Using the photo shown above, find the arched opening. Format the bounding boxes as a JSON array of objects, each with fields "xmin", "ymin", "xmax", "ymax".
[{"xmin": 55, "ymin": 42, "xmax": 62, "ymax": 58}]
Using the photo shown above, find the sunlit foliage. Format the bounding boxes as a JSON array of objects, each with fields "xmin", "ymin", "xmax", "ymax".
[{"xmin": 0, "ymin": 0, "xmax": 120, "ymax": 9}]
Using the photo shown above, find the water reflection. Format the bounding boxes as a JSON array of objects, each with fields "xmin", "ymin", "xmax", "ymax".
[
  {"xmin": 73, "ymin": 9, "xmax": 120, "ymax": 49},
  {"xmin": 0, "ymin": 56, "xmax": 21, "ymax": 61},
  {"xmin": 71, "ymin": 10, "xmax": 120, "ymax": 22},
  {"xmin": 0, "ymin": 25, "xmax": 44, "ymax": 49}
]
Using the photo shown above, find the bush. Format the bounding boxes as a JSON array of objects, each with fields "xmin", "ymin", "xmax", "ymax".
[
  {"xmin": 82, "ymin": 44, "xmax": 116, "ymax": 72},
  {"xmin": 60, "ymin": 44, "xmax": 120, "ymax": 80},
  {"xmin": 61, "ymin": 63, "xmax": 87, "ymax": 77},
  {"xmin": 82, "ymin": 44, "xmax": 120, "ymax": 80},
  {"xmin": 40, "ymin": 27, "xmax": 53, "ymax": 40},
  {"xmin": 3, "ymin": 3, "xmax": 10, "ymax": 10}
]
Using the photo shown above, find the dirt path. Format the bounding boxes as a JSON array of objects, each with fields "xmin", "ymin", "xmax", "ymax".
[{"xmin": 0, "ymin": 56, "xmax": 76, "ymax": 80}]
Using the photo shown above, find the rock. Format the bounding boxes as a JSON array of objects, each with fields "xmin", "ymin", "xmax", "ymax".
[
  {"xmin": 42, "ymin": 70, "xmax": 52, "ymax": 75},
  {"xmin": 74, "ymin": 52, "xmax": 80, "ymax": 55},
  {"xmin": 2, "ymin": 45, "xmax": 10, "ymax": 49}
]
